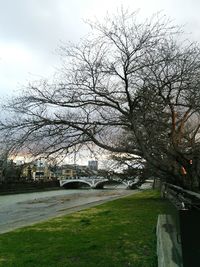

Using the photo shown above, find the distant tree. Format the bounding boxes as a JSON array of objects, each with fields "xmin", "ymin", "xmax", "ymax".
[
  {"xmin": 1, "ymin": 10, "xmax": 200, "ymax": 190},
  {"xmin": 1, "ymin": 160, "xmax": 23, "ymax": 182},
  {"xmin": 0, "ymin": 149, "xmax": 24, "ymax": 182},
  {"xmin": 26, "ymin": 165, "xmax": 32, "ymax": 180}
]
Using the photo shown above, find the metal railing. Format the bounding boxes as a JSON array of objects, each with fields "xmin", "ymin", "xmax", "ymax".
[
  {"xmin": 162, "ymin": 183, "xmax": 200, "ymax": 210},
  {"xmin": 161, "ymin": 183, "xmax": 200, "ymax": 267}
]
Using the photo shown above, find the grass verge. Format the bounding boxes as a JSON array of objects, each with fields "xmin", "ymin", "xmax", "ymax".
[{"xmin": 0, "ymin": 190, "xmax": 174, "ymax": 267}]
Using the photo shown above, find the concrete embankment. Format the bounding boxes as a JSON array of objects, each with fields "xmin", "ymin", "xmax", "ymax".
[{"xmin": 0, "ymin": 181, "xmax": 60, "ymax": 195}]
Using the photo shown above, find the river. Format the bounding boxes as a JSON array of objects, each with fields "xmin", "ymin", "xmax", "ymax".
[{"xmin": 0, "ymin": 188, "xmax": 139, "ymax": 234}]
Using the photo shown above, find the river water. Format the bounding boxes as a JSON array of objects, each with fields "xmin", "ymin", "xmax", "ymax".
[{"xmin": 0, "ymin": 188, "xmax": 138, "ymax": 234}]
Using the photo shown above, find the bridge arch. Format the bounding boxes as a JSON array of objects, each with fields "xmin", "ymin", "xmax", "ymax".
[
  {"xmin": 60, "ymin": 178, "xmax": 141, "ymax": 190},
  {"xmin": 94, "ymin": 179, "xmax": 128, "ymax": 189},
  {"xmin": 61, "ymin": 180, "xmax": 92, "ymax": 189}
]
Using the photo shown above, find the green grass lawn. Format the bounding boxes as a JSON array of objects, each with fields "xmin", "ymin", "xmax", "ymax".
[{"xmin": 0, "ymin": 190, "xmax": 174, "ymax": 267}]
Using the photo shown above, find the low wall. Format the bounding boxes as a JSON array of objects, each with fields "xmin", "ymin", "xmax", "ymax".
[
  {"xmin": 160, "ymin": 183, "xmax": 200, "ymax": 267},
  {"xmin": 157, "ymin": 214, "xmax": 183, "ymax": 267}
]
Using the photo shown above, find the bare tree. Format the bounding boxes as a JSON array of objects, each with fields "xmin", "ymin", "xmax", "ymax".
[{"xmin": 1, "ymin": 10, "xmax": 200, "ymax": 190}]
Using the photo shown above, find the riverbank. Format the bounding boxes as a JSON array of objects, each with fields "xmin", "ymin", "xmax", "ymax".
[
  {"xmin": 0, "ymin": 190, "xmax": 174, "ymax": 267},
  {"xmin": 0, "ymin": 180, "xmax": 60, "ymax": 195}
]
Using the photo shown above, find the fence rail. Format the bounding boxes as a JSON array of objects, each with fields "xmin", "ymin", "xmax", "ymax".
[
  {"xmin": 160, "ymin": 182, "xmax": 200, "ymax": 267},
  {"xmin": 162, "ymin": 183, "xmax": 200, "ymax": 210}
]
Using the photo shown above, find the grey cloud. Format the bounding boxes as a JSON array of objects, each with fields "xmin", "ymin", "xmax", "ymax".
[
  {"xmin": 1, "ymin": 0, "xmax": 200, "ymax": 98},
  {"xmin": 0, "ymin": 0, "xmax": 89, "ymax": 52}
]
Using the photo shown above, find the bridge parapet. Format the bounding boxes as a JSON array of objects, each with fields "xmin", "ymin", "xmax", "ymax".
[{"xmin": 59, "ymin": 177, "xmax": 140, "ymax": 189}]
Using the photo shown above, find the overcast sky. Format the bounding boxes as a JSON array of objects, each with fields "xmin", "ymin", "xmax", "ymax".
[{"xmin": 0, "ymin": 0, "xmax": 200, "ymax": 98}]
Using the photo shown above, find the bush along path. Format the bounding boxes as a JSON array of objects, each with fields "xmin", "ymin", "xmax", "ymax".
[{"xmin": 0, "ymin": 190, "xmax": 174, "ymax": 267}]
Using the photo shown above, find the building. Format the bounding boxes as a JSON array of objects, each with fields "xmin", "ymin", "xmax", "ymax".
[
  {"xmin": 88, "ymin": 160, "xmax": 98, "ymax": 171},
  {"xmin": 21, "ymin": 158, "xmax": 54, "ymax": 181},
  {"xmin": 60, "ymin": 164, "xmax": 77, "ymax": 179},
  {"xmin": 58, "ymin": 163, "xmax": 99, "ymax": 180}
]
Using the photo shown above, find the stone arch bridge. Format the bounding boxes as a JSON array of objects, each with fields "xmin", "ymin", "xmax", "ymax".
[{"xmin": 59, "ymin": 177, "xmax": 139, "ymax": 189}]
